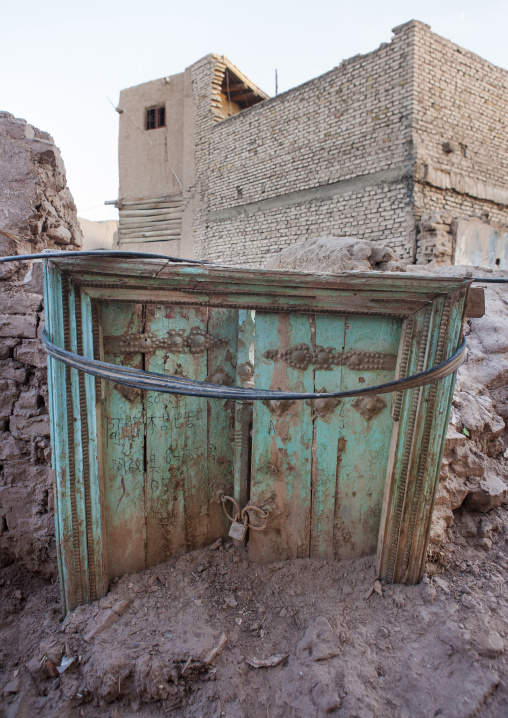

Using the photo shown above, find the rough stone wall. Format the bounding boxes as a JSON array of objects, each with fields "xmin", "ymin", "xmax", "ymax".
[
  {"xmin": 191, "ymin": 29, "xmax": 415, "ymax": 265},
  {"xmin": 0, "ymin": 112, "xmax": 82, "ymax": 577}
]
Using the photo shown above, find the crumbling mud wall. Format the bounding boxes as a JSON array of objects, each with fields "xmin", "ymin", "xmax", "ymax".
[
  {"xmin": 429, "ymin": 268, "xmax": 508, "ymax": 547},
  {"xmin": 0, "ymin": 112, "xmax": 82, "ymax": 577}
]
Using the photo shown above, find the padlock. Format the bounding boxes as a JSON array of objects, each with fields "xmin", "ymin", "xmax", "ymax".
[{"xmin": 228, "ymin": 520, "xmax": 247, "ymax": 541}]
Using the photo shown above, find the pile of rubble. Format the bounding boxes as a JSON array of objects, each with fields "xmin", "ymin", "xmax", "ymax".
[{"xmin": 421, "ymin": 266, "xmax": 508, "ymax": 547}]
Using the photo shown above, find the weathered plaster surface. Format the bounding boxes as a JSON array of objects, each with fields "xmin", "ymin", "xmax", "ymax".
[{"xmin": 0, "ymin": 112, "xmax": 82, "ymax": 576}]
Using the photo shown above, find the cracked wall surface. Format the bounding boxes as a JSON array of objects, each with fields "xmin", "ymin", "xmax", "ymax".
[{"xmin": 0, "ymin": 112, "xmax": 82, "ymax": 577}]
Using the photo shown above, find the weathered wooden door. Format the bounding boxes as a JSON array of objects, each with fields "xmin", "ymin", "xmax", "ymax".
[
  {"xmin": 43, "ymin": 255, "xmax": 471, "ymax": 613},
  {"xmin": 99, "ymin": 302, "xmax": 237, "ymax": 578},
  {"xmin": 249, "ymin": 312, "xmax": 401, "ymax": 562}
]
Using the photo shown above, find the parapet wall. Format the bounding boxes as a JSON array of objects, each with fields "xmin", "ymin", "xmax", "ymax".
[{"xmin": 0, "ymin": 112, "xmax": 82, "ymax": 577}]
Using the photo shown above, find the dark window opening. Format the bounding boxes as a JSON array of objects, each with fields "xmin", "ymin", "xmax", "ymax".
[
  {"xmin": 146, "ymin": 106, "xmax": 165, "ymax": 130},
  {"xmin": 495, "ymin": 258, "xmax": 501, "ymax": 266}
]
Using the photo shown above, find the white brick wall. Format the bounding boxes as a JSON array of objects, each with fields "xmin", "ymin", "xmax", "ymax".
[{"xmin": 187, "ymin": 21, "xmax": 508, "ymax": 266}]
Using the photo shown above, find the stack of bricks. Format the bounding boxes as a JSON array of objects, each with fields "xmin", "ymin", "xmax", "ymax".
[
  {"xmin": 416, "ymin": 211, "xmax": 454, "ymax": 264},
  {"xmin": 0, "ymin": 112, "xmax": 82, "ymax": 576}
]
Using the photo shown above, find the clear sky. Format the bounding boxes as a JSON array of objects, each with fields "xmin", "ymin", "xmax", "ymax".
[{"xmin": 3, "ymin": 0, "xmax": 507, "ymax": 222}]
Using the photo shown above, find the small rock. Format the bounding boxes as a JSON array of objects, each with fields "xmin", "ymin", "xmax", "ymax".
[
  {"xmin": 422, "ymin": 584, "xmax": 437, "ymax": 605},
  {"xmin": 365, "ymin": 580, "xmax": 383, "ymax": 599},
  {"xmin": 83, "ymin": 609, "xmax": 120, "ymax": 642},
  {"xmin": 112, "ymin": 599, "xmax": 131, "ymax": 616},
  {"xmin": 465, "ymin": 475, "xmax": 507, "ymax": 513},
  {"xmin": 46, "ymin": 225, "xmax": 72, "ymax": 244},
  {"xmin": 279, "ymin": 608, "xmax": 288, "ymax": 618},
  {"xmin": 475, "ymin": 631, "xmax": 505, "ymax": 659},
  {"xmin": 312, "ymin": 682, "xmax": 341, "ymax": 715},
  {"xmin": 40, "ymin": 639, "xmax": 64, "ymax": 665},
  {"xmin": 376, "ymin": 627, "xmax": 390, "ymax": 640},
  {"xmin": 461, "ymin": 595, "xmax": 476, "ymax": 609},
  {"xmin": 245, "ymin": 653, "xmax": 288, "ymax": 668},
  {"xmin": 478, "ymin": 537, "xmax": 493, "ymax": 551},
  {"xmin": 433, "ymin": 577, "xmax": 450, "ymax": 594},
  {"xmin": 3, "ymin": 675, "xmax": 22, "ymax": 694},
  {"xmin": 209, "ymin": 538, "xmax": 222, "ymax": 551},
  {"xmin": 224, "ymin": 594, "xmax": 237, "ymax": 608},
  {"xmin": 342, "ymin": 586, "xmax": 353, "ymax": 596},
  {"xmin": 296, "ymin": 617, "xmax": 341, "ymax": 662},
  {"xmin": 194, "ymin": 599, "xmax": 202, "ymax": 607}
]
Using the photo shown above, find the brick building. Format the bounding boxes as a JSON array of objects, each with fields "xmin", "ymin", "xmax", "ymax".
[{"xmin": 114, "ymin": 20, "xmax": 508, "ymax": 268}]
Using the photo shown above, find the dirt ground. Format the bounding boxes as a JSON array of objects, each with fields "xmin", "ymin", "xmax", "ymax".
[
  {"xmin": 1, "ymin": 499, "xmax": 507, "ymax": 718},
  {"xmin": 1, "ymin": 260, "xmax": 507, "ymax": 717}
]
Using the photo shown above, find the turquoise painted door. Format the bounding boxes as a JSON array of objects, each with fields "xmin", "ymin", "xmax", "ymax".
[
  {"xmin": 99, "ymin": 302, "xmax": 237, "ymax": 579},
  {"xmin": 249, "ymin": 312, "xmax": 401, "ymax": 562},
  {"xmin": 43, "ymin": 256, "xmax": 470, "ymax": 612}
]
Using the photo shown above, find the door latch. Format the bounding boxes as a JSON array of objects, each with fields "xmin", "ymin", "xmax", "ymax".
[{"xmin": 221, "ymin": 495, "xmax": 268, "ymax": 542}]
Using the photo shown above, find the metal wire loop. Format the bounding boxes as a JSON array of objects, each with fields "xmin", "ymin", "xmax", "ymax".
[
  {"xmin": 241, "ymin": 506, "xmax": 269, "ymax": 531},
  {"xmin": 221, "ymin": 495, "xmax": 241, "ymax": 523}
]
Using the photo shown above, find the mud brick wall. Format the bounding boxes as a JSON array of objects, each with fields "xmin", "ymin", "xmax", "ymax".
[
  {"xmin": 0, "ymin": 112, "xmax": 82, "ymax": 577},
  {"xmin": 189, "ymin": 21, "xmax": 508, "ymax": 267}
]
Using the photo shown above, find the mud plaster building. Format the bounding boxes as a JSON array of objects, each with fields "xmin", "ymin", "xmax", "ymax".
[{"xmin": 114, "ymin": 20, "xmax": 508, "ymax": 268}]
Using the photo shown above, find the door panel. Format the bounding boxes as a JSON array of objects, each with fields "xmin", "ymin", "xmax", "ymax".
[
  {"xmin": 249, "ymin": 312, "xmax": 401, "ymax": 562},
  {"xmin": 99, "ymin": 302, "xmax": 237, "ymax": 579},
  {"xmin": 249, "ymin": 313, "xmax": 314, "ymax": 562},
  {"xmin": 101, "ymin": 302, "xmax": 146, "ymax": 577}
]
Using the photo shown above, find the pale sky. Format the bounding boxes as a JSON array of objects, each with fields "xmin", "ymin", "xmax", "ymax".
[{"xmin": 3, "ymin": 0, "xmax": 508, "ymax": 221}]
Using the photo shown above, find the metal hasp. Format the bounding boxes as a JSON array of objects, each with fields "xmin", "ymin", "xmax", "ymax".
[{"xmin": 42, "ymin": 254, "xmax": 472, "ymax": 614}]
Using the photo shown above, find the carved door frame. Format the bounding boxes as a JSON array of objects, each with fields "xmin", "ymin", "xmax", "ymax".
[{"xmin": 43, "ymin": 256, "xmax": 470, "ymax": 612}]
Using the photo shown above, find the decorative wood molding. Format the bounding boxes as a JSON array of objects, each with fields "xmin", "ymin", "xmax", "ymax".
[{"xmin": 43, "ymin": 258, "xmax": 470, "ymax": 613}]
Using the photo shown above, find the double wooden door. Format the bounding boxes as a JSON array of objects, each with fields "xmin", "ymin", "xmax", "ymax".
[{"xmin": 99, "ymin": 302, "xmax": 400, "ymax": 578}]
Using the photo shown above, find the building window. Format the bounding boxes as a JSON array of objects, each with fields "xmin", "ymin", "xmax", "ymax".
[{"xmin": 146, "ymin": 106, "xmax": 165, "ymax": 130}]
